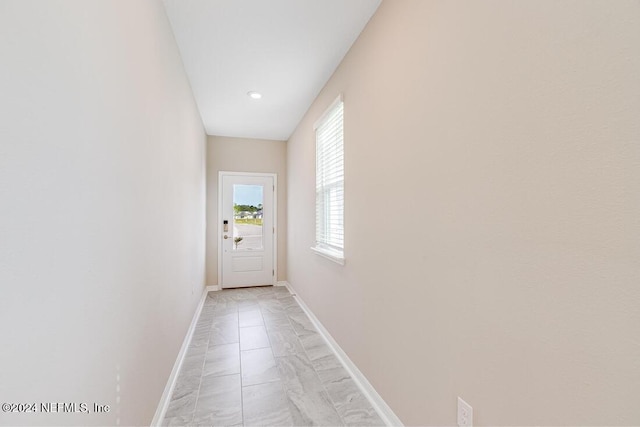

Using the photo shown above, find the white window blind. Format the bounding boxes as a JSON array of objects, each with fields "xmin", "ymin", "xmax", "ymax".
[{"xmin": 314, "ymin": 96, "xmax": 344, "ymax": 259}]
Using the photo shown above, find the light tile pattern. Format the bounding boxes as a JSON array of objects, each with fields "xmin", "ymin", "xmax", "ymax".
[{"xmin": 162, "ymin": 286, "xmax": 384, "ymax": 427}]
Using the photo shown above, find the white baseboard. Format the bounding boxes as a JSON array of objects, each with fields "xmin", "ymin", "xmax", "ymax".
[
  {"xmin": 151, "ymin": 285, "xmax": 212, "ymax": 426},
  {"xmin": 275, "ymin": 281, "xmax": 288, "ymax": 287},
  {"xmin": 207, "ymin": 285, "xmax": 221, "ymax": 292},
  {"xmin": 285, "ymin": 281, "xmax": 404, "ymax": 427}
]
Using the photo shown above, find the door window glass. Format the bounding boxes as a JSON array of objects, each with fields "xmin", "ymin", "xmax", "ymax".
[{"xmin": 233, "ymin": 184, "xmax": 263, "ymax": 250}]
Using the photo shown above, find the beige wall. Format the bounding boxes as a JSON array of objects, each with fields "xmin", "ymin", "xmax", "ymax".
[
  {"xmin": 0, "ymin": 1, "xmax": 206, "ymax": 425},
  {"xmin": 287, "ymin": 0, "xmax": 640, "ymax": 425},
  {"xmin": 206, "ymin": 136, "xmax": 287, "ymax": 285}
]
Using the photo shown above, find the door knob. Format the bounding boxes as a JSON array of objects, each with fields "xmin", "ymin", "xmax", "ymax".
[{"xmin": 224, "ymin": 235, "xmax": 229, "ymax": 239}]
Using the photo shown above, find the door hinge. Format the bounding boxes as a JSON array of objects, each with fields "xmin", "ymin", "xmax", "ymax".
[{"xmin": 272, "ymin": 269, "xmax": 274, "ymax": 276}]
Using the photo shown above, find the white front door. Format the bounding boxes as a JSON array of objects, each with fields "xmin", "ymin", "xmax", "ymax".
[{"xmin": 220, "ymin": 173, "xmax": 275, "ymax": 288}]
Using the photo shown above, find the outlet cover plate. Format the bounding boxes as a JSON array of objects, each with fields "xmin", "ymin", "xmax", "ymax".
[{"xmin": 457, "ymin": 397, "xmax": 473, "ymax": 427}]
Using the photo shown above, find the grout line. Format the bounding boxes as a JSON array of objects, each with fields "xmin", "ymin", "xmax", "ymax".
[
  {"xmin": 288, "ymin": 285, "xmax": 403, "ymax": 426},
  {"xmin": 261, "ymin": 288, "xmax": 294, "ymax": 424},
  {"xmin": 285, "ymin": 296, "xmax": 347, "ymax": 426},
  {"xmin": 183, "ymin": 287, "xmax": 365, "ymax": 426},
  {"xmin": 236, "ymin": 301, "xmax": 245, "ymax": 426},
  {"xmin": 154, "ymin": 288, "xmax": 211, "ymax": 425},
  {"xmin": 190, "ymin": 301, "xmax": 214, "ymax": 423}
]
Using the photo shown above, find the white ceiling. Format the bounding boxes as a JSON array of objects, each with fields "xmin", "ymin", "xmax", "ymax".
[{"xmin": 162, "ymin": 0, "xmax": 381, "ymax": 141}]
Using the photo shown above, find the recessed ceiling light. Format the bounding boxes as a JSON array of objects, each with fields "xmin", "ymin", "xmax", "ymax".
[{"xmin": 247, "ymin": 91, "xmax": 262, "ymax": 100}]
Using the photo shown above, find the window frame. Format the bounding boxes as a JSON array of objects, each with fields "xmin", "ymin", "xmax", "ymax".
[{"xmin": 311, "ymin": 94, "xmax": 345, "ymax": 265}]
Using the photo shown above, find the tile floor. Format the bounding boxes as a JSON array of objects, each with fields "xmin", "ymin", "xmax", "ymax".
[{"xmin": 161, "ymin": 286, "xmax": 384, "ymax": 427}]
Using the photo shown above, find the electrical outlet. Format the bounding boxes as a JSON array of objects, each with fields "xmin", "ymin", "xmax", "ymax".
[{"xmin": 457, "ymin": 397, "xmax": 473, "ymax": 427}]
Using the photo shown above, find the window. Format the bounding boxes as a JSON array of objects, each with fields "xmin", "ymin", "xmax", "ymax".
[{"xmin": 312, "ymin": 95, "xmax": 344, "ymax": 264}]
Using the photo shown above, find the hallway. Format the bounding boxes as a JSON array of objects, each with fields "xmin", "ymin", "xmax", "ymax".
[
  {"xmin": 2, "ymin": 1, "xmax": 638, "ymax": 425},
  {"xmin": 162, "ymin": 287, "xmax": 383, "ymax": 426}
]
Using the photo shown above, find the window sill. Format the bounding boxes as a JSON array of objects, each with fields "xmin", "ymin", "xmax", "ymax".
[{"xmin": 311, "ymin": 246, "xmax": 345, "ymax": 265}]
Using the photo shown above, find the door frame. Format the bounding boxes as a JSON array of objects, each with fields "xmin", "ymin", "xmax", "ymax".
[{"xmin": 217, "ymin": 171, "xmax": 278, "ymax": 288}]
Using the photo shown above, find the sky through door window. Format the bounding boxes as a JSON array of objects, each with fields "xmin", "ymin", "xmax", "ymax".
[{"xmin": 313, "ymin": 95, "xmax": 344, "ymax": 264}]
